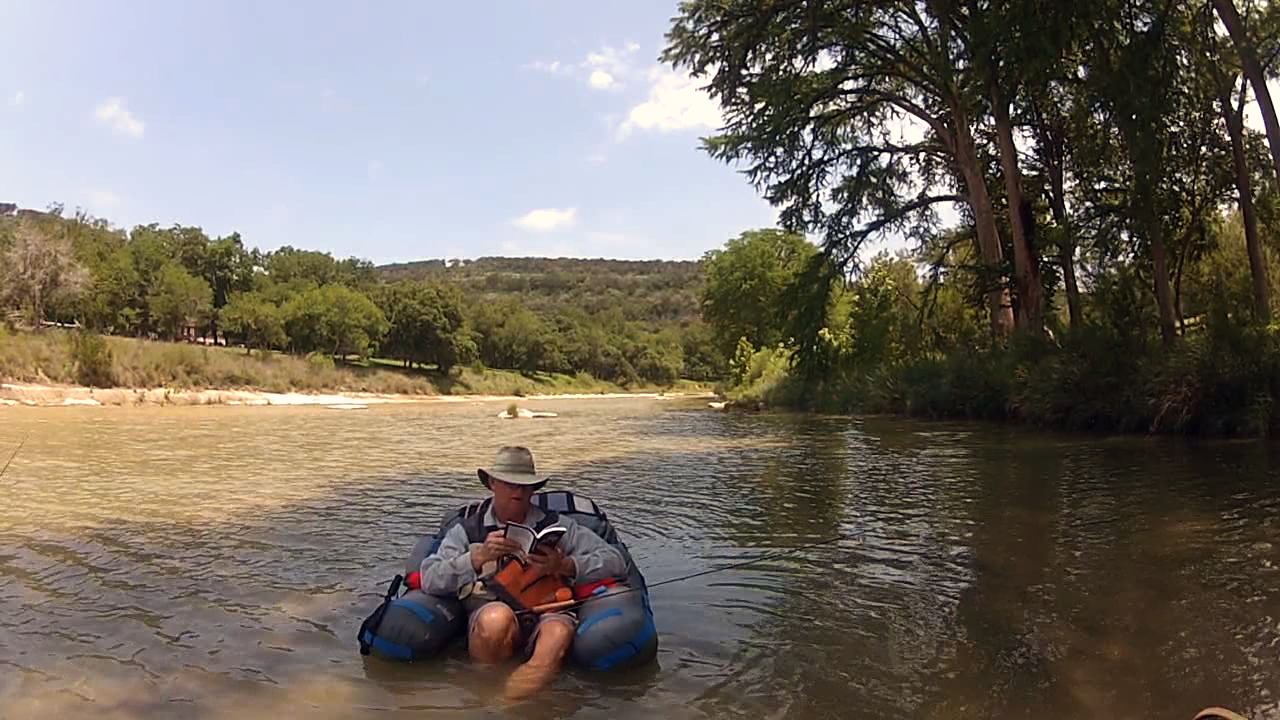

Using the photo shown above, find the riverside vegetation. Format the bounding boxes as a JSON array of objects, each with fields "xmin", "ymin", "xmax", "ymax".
[
  {"xmin": 661, "ymin": 0, "xmax": 1280, "ymax": 437},
  {"xmin": 0, "ymin": 206, "xmax": 719, "ymax": 398},
  {"xmin": 6, "ymin": 0, "xmax": 1280, "ymax": 434}
]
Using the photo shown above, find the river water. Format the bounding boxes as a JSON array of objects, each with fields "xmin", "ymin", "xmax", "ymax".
[{"xmin": 1, "ymin": 397, "xmax": 1279, "ymax": 719}]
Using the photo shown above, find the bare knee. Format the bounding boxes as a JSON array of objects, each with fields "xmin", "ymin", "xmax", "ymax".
[
  {"xmin": 527, "ymin": 620, "xmax": 574, "ymax": 668},
  {"xmin": 470, "ymin": 603, "xmax": 518, "ymax": 662}
]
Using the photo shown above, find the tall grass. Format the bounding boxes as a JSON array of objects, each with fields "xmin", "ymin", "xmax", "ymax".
[{"xmin": 0, "ymin": 329, "xmax": 705, "ymax": 397}]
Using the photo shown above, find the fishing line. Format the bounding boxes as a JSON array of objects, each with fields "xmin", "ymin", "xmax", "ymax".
[
  {"xmin": 516, "ymin": 528, "xmax": 865, "ymax": 616},
  {"xmin": 0, "ymin": 431, "xmax": 27, "ymax": 479}
]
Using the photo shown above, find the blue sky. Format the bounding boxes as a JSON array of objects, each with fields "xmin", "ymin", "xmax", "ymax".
[{"xmin": 0, "ymin": 1, "xmax": 785, "ymax": 264}]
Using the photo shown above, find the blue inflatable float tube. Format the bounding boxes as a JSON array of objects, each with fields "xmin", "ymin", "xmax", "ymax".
[{"xmin": 357, "ymin": 489, "xmax": 658, "ymax": 671}]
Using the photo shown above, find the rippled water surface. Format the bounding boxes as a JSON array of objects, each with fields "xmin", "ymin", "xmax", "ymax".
[{"xmin": 2, "ymin": 397, "xmax": 1280, "ymax": 719}]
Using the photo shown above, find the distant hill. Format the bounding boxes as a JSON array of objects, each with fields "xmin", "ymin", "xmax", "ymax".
[{"xmin": 374, "ymin": 256, "xmax": 707, "ymax": 325}]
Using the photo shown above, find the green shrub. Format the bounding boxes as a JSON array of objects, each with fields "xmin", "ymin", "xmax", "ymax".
[
  {"xmin": 72, "ymin": 332, "xmax": 116, "ymax": 388},
  {"xmin": 307, "ymin": 352, "xmax": 336, "ymax": 370}
]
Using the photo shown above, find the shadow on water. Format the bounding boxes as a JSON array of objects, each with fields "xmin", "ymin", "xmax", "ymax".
[
  {"xmin": 915, "ymin": 431, "xmax": 1280, "ymax": 720},
  {"xmin": 3, "ymin": 402, "xmax": 1280, "ymax": 719}
]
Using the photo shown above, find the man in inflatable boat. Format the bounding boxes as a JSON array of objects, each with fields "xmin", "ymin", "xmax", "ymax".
[{"xmin": 417, "ymin": 446, "xmax": 629, "ymax": 696}]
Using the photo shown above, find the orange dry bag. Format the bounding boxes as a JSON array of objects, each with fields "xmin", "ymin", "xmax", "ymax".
[{"xmin": 484, "ymin": 557, "xmax": 571, "ymax": 612}]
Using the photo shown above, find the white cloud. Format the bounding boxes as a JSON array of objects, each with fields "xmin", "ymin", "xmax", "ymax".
[
  {"xmin": 584, "ymin": 43, "xmax": 639, "ymax": 76},
  {"xmin": 93, "ymin": 97, "xmax": 145, "ymax": 138},
  {"xmin": 512, "ymin": 207, "xmax": 577, "ymax": 232},
  {"xmin": 589, "ymin": 70, "xmax": 616, "ymax": 90},
  {"xmin": 86, "ymin": 189, "xmax": 121, "ymax": 211},
  {"xmin": 617, "ymin": 68, "xmax": 722, "ymax": 139},
  {"xmin": 11, "ymin": 91, "xmax": 24, "ymax": 106},
  {"xmin": 525, "ymin": 43, "xmax": 641, "ymax": 91},
  {"xmin": 525, "ymin": 59, "xmax": 568, "ymax": 75}
]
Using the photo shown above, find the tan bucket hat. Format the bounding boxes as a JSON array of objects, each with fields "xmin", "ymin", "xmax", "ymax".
[{"xmin": 477, "ymin": 446, "xmax": 547, "ymax": 488}]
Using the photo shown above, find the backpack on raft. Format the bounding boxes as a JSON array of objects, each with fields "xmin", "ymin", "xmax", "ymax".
[{"xmin": 356, "ymin": 489, "xmax": 658, "ymax": 670}]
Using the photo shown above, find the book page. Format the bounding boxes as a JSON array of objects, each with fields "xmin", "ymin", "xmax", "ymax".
[
  {"xmin": 503, "ymin": 522, "xmax": 536, "ymax": 557},
  {"xmin": 535, "ymin": 526, "xmax": 567, "ymax": 546}
]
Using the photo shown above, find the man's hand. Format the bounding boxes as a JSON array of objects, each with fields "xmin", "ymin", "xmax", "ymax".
[
  {"xmin": 471, "ymin": 530, "xmax": 521, "ymax": 571},
  {"xmin": 527, "ymin": 544, "xmax": 575, "ymax": 579}
]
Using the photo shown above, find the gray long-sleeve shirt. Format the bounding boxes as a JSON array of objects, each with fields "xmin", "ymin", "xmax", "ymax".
[{"xmin": 418, "ymin": 504, "xmax": 628, "ymax": 598}]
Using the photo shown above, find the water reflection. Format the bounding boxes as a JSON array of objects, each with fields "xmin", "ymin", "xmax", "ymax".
[{"xmin": 1, "ymin": 401, "xmax": 1280, "ymax": 718}]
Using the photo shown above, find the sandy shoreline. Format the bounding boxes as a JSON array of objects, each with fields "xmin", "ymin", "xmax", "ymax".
[{"xmin": 0, "ymin": 382, "xmax": 709, "ymax": 408}]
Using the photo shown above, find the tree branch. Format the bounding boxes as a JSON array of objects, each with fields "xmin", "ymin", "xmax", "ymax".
[{"xmin": 853, "ymin": 194, "xmax": 966, "ymax": 244}]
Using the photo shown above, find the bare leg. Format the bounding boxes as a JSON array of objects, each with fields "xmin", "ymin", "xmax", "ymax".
[
  {"xmin": 502, "ymin": 617, "xmax": 574, "ymax": 702},
  {"xmin": 468, "ymin": 602, "xmax": 518, "ymax": 663}
]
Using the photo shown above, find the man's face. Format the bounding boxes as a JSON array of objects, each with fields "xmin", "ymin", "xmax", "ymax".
[{"xmin": 491, "ymin": 477, "xmax": 534, "ymax": 522}]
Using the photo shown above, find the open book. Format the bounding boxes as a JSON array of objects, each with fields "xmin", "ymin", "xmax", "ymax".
[{"xmin": 503, "ymin": 522, "xmax": 568, "ymax": 561}]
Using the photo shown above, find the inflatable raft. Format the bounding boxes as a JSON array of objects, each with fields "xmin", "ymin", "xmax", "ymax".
[{"xmin": 358, "ymin": 490, "xmax": 658, "ymax": 671}]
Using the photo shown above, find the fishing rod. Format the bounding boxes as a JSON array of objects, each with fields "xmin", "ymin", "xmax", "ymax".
[
  {"xmin": 0, "ymin": 432, "xmax": 27, "ymax": 479},
  {"xmin": 517, "ymin": 528, "xmax": 865, "ymax": 616}
]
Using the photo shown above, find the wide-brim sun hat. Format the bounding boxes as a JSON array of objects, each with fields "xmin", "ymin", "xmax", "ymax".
[{"xmin": 477, "ymin": 445, "xmax": 547, "ymax": 488}]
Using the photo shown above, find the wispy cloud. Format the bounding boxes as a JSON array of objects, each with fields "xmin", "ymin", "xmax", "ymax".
[
  {"xmin": 584, "ymin": 43, "xmax": 640, "ymax": 77},
  {"xmin": 617, "ymin": 68, "xmax": 722, "ymax": 139},
  {"xmin": 11, "ymin": 90, "xmax": 24, "ymax": 106},
  {"xmin": 93, "ymin": 97, "xmax": 145, "ymax": 138},
  {"xmin": 525, "ymin": 43, "xmax": 641, "ymax": 91},
  {"xmin": 524, "ymin": 59, "xmax": 569, "ymax": 75},
  {"xmin": 512, "ymin": 207, "xmax": 577, "ymax": 232}
]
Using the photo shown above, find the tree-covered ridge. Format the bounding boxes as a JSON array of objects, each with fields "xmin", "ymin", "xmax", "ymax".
[
  {"xmin": 0, "ymin": 204, "xmax": 720, "ymax": 387},
  {"xmin": 375, "ymin": 256, "xmax": 705, "ymax": 324}
]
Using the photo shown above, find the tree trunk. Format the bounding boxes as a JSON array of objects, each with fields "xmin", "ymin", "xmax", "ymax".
[
  {"xmin": 1215, "ymin": 0, "xmax": 1280, "ymax": 185},
  {"xmin": 1173, "ymin": 226, "xmax": 1192, "ymax": 336},
  {"xmin": 953, "ymin": 110, "xmax": 1015, "ymax": 339},
  {"xmin": 1147, "ymin": 213, "xmax": 1179, "ymax": 346},
  {"xmin": 930, "ymin": 0, "xmax": 1012, "ymax": 339},
  {"xmin": 1221, "ymin": 80, "xmax": 1273, "ymax": 321},
  {"xmin": 991, "ymin": 85, "xmax": 1042, "ymax": 335},
  {"xmin": 29, "ymin": 278, "xmax": 45, "ymax": 330},
  {"xmin": 1031, "ymin": 100, "xmax": 1082, "ymax": 329},
  {"xmin": 1044, "ymin": 178, "xmax": 1082, "ymax": 329}
]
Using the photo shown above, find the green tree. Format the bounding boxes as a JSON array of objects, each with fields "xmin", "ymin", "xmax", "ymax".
[
  {"xmin": 283, "ymin": 284, "xmax": 388, "ymax": 359},
  {"xmin": 1071, "ymin": 0, "xmax": 1234, "ymax": 345},
  {"xmin": 79, "ymin": 246, "xmax": 140, "ymax": 334},
  {"xmin": 219, "ymin": 292, "xmax": 287, "ymax": 352},
  {"xmin": 700, "ymin": 228, "xmax": 817, "ymax": 359},
  {"xmin": 201, "ymin": 233, "xmax": 256, "ymax": 314},
  {"xmin": 148, "ymin": 263, "xmax": 214, "ymax": 340},
  {"xmin": 663, "ymin": 0, "xmax": 1017, "ymax": 338},
  {"xmin": 633, "ymin": 332, "xmax": 684, "ymax": 386},
  {"xmin": 375, "ymin": 281, "xmax": 477, "ymax": 373}
]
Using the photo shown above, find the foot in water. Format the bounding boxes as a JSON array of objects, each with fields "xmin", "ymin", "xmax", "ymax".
[
  {"xmin": 1195, "ymin": 709, "xmax": 1248, "ymax": 720},
  {"xmin": 499, "ymin": 619, "xmax": 574, "ymax": 703}
]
